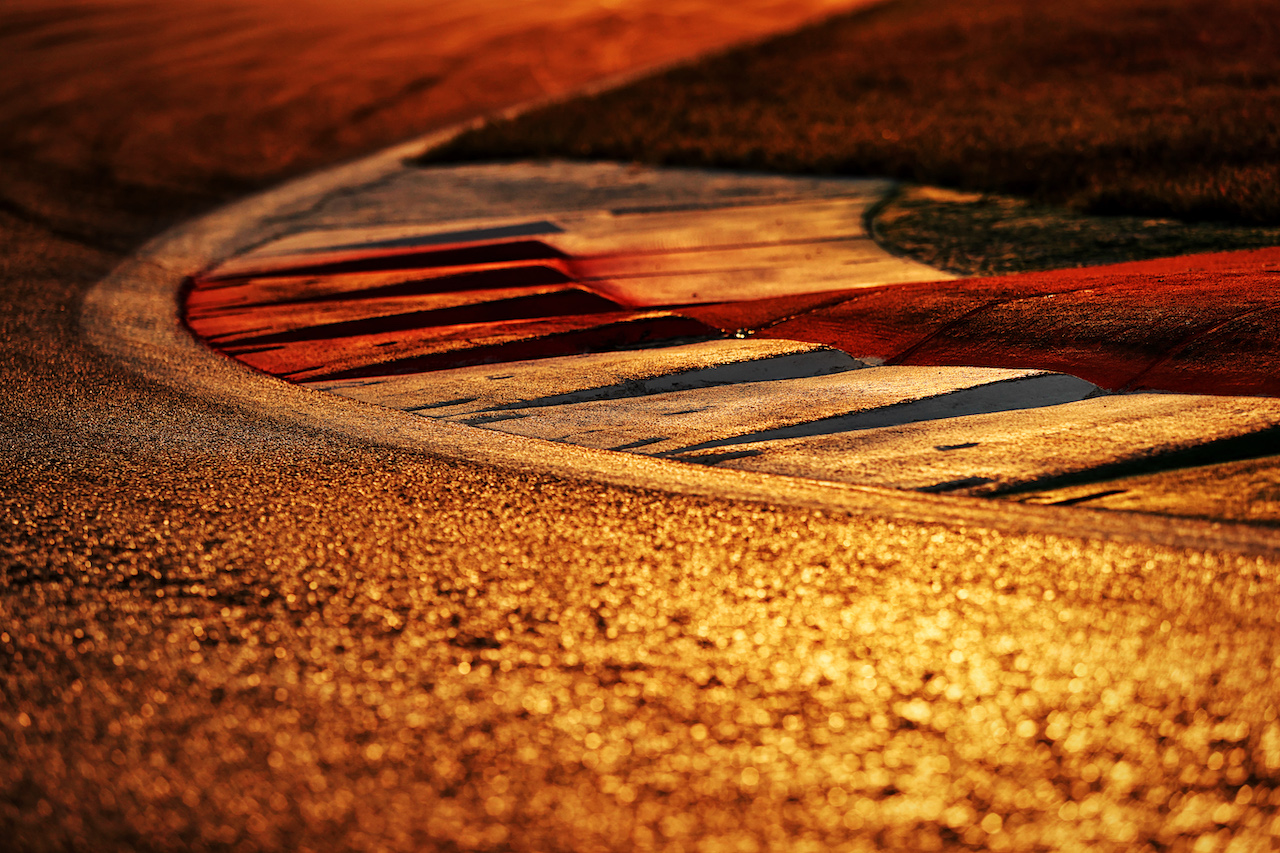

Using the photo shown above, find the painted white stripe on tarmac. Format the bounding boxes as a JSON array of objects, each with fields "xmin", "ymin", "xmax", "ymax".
[
  {"xmin": 209, "ymin": 164, "xmax": 949, "ymax": 303},
  {"xmin": 237, "ymin": 196, "xmax": 881, "ymax": 261},
  {"xmin": 449, "ymin": 366, "xmax": 1099, "ymax": 454},
  {"xmin": 698, "ymin": 392, "xmax": 1280, "ymax": 495},
  {"xmin": 310, "ymin": 339, "xmax": 861, "ymax": 414}
]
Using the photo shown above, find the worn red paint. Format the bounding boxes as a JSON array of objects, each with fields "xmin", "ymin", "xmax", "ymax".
[
  {"xmin": 187, "ymin": 244, "xmax": 1280, "ymax": 396},
  {"xmin": 738, "ymin": 248, "xmax": 1280, "ymax": 395}
]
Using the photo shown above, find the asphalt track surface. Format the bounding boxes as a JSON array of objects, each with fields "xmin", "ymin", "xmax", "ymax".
[{"xmin": 4, "ymin": 2, "xmax": 1280, "ymax": 852}]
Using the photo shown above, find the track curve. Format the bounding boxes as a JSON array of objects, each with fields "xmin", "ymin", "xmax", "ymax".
[{"xmin": 6, "ymin": 2, "xmax": 1280, "ymax": 851}]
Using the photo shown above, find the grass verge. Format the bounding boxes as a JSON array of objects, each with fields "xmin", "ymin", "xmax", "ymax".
[
  {"xmin": 420, "ymin": 0, "xmax": 1280, "ymax": 226},
  {"xmin": 874, "ymin": 186, "xmax": 1280, "ymax": 276}
]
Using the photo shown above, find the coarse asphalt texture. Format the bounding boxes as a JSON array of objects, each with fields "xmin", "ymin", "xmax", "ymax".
[{"xmin": 4, "ymin": 2, "xmax": 1280, "ymax": 852}]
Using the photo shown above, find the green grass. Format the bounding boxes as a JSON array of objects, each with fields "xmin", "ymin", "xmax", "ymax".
[{"xmin": 421, "ymin": 0, "xmax": 1280, "ymax": 225}]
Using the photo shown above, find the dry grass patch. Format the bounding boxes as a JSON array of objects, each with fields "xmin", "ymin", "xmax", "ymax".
[
  {"xmin": 423, "ymin": 0, "xmax": 1280, "ymax": 225},
  {"xmin": 874, "ymin": 186, "xmax": 1280, "ymax": 276}
]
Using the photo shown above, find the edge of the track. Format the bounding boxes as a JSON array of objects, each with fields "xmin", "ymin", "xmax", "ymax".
[{"xmin": 81, "ymin": 110, "xmax": 1280, "ymax": 561}]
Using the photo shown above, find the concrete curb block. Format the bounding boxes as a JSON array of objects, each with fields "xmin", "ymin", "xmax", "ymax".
[{"xmin": 82, "ymin": 122, "xmax": 1280, "ymax": 561}]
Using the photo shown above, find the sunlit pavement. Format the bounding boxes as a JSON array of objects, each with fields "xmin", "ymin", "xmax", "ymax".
[
  {"xmin": 6, "ymin": 2, "xmax": 1280, "ymax": 851},
  {"xmin": 173, "ymin": 159, "xmax": 1280, "ymax": 508}
]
